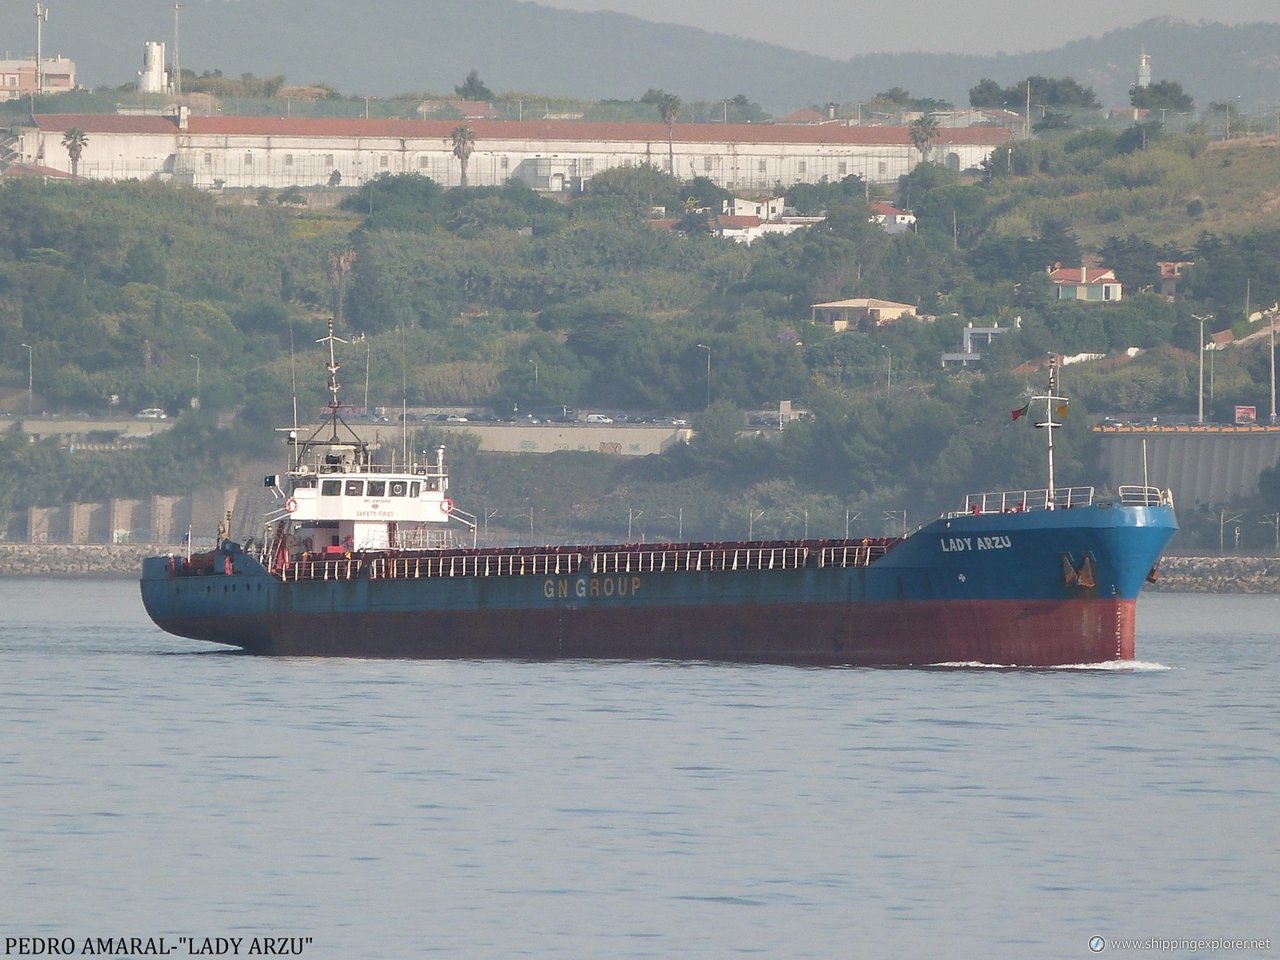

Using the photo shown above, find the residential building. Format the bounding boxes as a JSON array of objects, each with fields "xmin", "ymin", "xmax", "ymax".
[
  {"xmin": 940, "ymin": 319, "xmax": 1018, "ymax": 367},
  {"xmin": 0, "ymin": 55, "xmax": 76, "ymax": 101},
  {"xmin": 812, "ymin": 298, "xmax": 919, "ymax": 331},
  {"xmin": 723, "ymin": 196, "xmax": 785, "ymax": 220},
  {"xmin": 869, "ymin": 201, "xmax": 916, "ymax": 234},
  {"xmin": 1157, "ymin": 260, "xmax": 1195, "ymax": 298},
  {"xmin": 1048, "ymin": 265, "xmax": 1123, "ymax": 302}
]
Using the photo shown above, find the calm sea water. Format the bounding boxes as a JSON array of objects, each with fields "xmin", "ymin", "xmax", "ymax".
[{"xmin": 1, "ymin": 579, "xmax": 1276, "ymax": 959}]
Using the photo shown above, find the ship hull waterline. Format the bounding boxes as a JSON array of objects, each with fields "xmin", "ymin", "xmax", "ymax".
[{"xmin": 144, "ymin": 596, "xmax": 1137, "ymax": 666}]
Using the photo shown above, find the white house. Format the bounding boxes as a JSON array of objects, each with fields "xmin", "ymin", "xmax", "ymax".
[
  {"xmin": 723, "ymin": 196, "xmax": 786, "ymax": 220},
  {"xmin": 10, "ymin": 110, "xmax": 1011, "ymax": 192},
  {"xmin": 940, "ymin": 318, "xmax": 1019, "ymax": 367},
  {"xmin": 1048, "ymin": 265, "xmax": 1123, "ymax": 302},
  {"xmin": 869, "ymin": 201, "xmax": 916, "ymax": 234}
]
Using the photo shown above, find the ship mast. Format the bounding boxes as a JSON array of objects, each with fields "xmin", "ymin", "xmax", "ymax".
[
  {"xmin": 316, "ymin": 318, "xmax": 346, "ymax": 441},
  {"xmin": 1032, "ymin": 354, "xmax": 1068, "ymax": 507}
]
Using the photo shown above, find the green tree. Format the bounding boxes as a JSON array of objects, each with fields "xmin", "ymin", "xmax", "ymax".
[
  {"xmin": 968, "ymin": 78, "xmax": 1006, "ymax": 109},
  {"xmin": 454, "ymin": 70, "xmax": 494, "ymax": 101},
  {"xmin": 1130, "ymin": 80, "xmax": 1194, "ymax": 113},
  {"xmin": 583, "ymin": 164, "xmax": 682, "ymax": 220}
]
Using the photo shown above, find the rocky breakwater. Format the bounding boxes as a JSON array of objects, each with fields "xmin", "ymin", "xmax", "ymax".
[
  {"xmin": 0, "ymin": 544, "xmax": 175, "ymax": 578},
  {"xmin": 1151, "ymin": 556, "xmax": 1280, "ymax": 593}
]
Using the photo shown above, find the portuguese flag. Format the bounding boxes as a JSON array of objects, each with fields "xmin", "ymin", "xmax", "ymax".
[{"xmin": 1011, "ymin": 401, "xmax": 1031, "ymax": 421}]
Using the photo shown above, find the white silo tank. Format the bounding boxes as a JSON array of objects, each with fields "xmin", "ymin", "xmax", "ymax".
[{"xmin": 139, "ymin": 40, "xmax": 168, "ymax": 94}]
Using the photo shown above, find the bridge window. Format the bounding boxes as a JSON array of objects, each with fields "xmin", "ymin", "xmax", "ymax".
[
  {"xmin": 410, "ymin": 481, "xmax": 421, "ymax": 497},
  {"xmin": 367, "ymin": 480, "xmax": 386, "ymax": 497},
  {"xmin": 344, "ymin": 480, "xmax": 364, "ymax": 496},
  {"xmin": 390, "ymin": 481, "xmax": 407, "ymax": 497},
  {"xmin": 321, "ymin": 480, "xmax": 341, "ymax": 496}
]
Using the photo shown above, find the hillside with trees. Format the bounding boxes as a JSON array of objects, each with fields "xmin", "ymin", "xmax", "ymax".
[{"xmin": 7, "ymin": 97, "xmax": 1280, "ymax": 549}]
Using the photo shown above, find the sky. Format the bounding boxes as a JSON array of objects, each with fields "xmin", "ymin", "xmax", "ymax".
[{"xmin": 538, "ymin": 0, "xmax": 1280, "ymax": 58}]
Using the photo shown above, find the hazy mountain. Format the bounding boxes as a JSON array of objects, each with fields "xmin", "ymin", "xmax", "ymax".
[{"xmin": 2, "ymin": 3, "xmax": 1277, "ymax": 113}]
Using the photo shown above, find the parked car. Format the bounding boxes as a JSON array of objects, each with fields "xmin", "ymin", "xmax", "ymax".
[
  {"xmin": 136, "ymin": 408, "xmax": 167, "ymax": 420},
  {"xmin": 585, "ymin": 413, "xmax": 614, "ymax": 424}
]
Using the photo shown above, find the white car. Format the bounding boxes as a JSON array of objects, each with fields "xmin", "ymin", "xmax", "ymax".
[{"xmin": 136, "ymin": 408, "xmax": 168, "ymax": 420}]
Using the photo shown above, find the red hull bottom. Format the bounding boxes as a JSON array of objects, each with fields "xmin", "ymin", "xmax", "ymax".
[{"xmin": 166, "ymin": 597, "xmax": 1138, "ymax": 666}]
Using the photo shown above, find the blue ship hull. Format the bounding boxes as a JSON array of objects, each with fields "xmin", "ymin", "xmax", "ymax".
[{"xmin": 140, "ymin": 500, "xmax": 1177, "ymax": 666}]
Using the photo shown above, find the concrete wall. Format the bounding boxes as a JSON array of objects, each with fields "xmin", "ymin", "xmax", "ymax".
[
  {"xmin": 11, "ymin": 493, "xmax": 223, "ymax": 546},
  {"xmin": 18, "ymin": 118, "xmax": 1006, "ymax": 190},
  {"xmin": 1097, "ymin": 428, "xmax": 1280, "ymax": 505}
]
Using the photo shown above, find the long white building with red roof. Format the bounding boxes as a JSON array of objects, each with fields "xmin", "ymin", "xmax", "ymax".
[{"xmin": 11, "ymin": 108, "xmax": 1010, "ymax": 191}]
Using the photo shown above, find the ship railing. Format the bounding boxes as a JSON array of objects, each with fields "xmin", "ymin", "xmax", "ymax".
[
  {"xmin": 956, "ymin": 486, "xmax": 1096, "ymax": 516},
  {"xmin": 590, "ymin": 546, "xmax": 811, "ymax": 574},
  {"xmin": 280, "ymin": 557, "xmax": 364, "ymax": 582},
  {"xmin": 365, "ymin": 551, "xmax": 586, "ymax": 580},
  {"xmin": 1117, "ymin": 485, "xmax": 1174, "ymax": 507},
  {"xmin": 269, "ymin": 539, "xmax": 900, "ymax": 582},
  {"xmin": 816, "ymin": 543, "xmax": 891, "ymax": 568}
]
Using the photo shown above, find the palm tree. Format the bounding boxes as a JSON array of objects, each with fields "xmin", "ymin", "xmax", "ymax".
[
  {"xmin": 61, "ymin": 128, "xmax": 89, "ymax": 177},
  {"xmin": 450, "ymin": 124, "xmax": 476, "ymax": 187},
  {"xmin": 657, "ymin": 94, "xmax": 681, "ymax": 174},
  {"xmin": 908, "ymin": 115, "xmax": 940, "ymax": 163}
]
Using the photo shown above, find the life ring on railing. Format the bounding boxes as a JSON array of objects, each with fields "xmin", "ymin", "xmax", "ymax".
[
  {"xmin": 441, "ymin": 498, "xmax": 455, "ymax": 514},
  {"xmin": 285, "ymin": 497, "xmax": 298, "ymax": 513}
]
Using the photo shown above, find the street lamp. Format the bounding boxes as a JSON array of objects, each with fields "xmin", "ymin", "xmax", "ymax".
[
  {"xmin": 697, "ymin": 343, "xmax": 711, "ymax": 408},
  {"xmin": 189, "ymin": 353, "xmax": 200, "ymax": 408},
  {"xmin": 20, "ymin": 343, "xmax": 32, "ymax": 413},
  {"xmin": 364, "ymin": 338, "xmax": 371, "ymax": 413},
  {"xmin": 880, "ymin": 344, "xmax": 892, "ymax": 392},
  {"xmin": 528, "ymin": 358, "xmax": 538, "ymax": 386},
  {"xmin": 1193, "ymin": 314, "xmax": 1211, "ymax": 424}
]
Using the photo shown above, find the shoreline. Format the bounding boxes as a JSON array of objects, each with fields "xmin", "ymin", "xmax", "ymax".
[{"xmin": 1, "ymin": 545, "xmax": 1279, "ymax": 593}]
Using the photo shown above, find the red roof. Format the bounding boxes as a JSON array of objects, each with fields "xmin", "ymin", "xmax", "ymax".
[
  {"xmin": 0, "ymin": 162, "xmax": 72, "ymax": 180},
  {"xmin": 780, "ymin": 108, "xmax": 824, "ymax": 124},
  {"xmin": 34, "ymin": 114, "xmax": 183, "ymax": 134},
  {"xmin": 717, "ymin": 215, "xmax": 763, "ymax": 228},
  {"xmin": 1048, "ymin": 265, "xmax": 1117, "ymax": 285},
  {"xmin": 870, "ymin": 201, "xmax": 909, "ymax": 217},
  {"xmin": 34, "ymin": 113, "xmax": 1009, "ymax": 147}
]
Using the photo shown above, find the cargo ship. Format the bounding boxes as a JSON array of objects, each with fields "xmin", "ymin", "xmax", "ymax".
[{"xmin": 140, "ymin": 330, "xmax": 1177, "ymax": 665}]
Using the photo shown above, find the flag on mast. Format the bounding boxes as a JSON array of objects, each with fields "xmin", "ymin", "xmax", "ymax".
[{"xmin": 1011, "ymin": 401, "xmax": 1031, "ymax": 421}]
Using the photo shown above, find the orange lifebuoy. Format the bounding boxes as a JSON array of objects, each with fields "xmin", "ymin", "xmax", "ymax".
[
  {"xmin": 442, "ymin": 498, "xmax": 455, "ymax": 514},
  {"xmin": 285, "ymin": 497, "xmax": 298, "ymax": 513}
]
